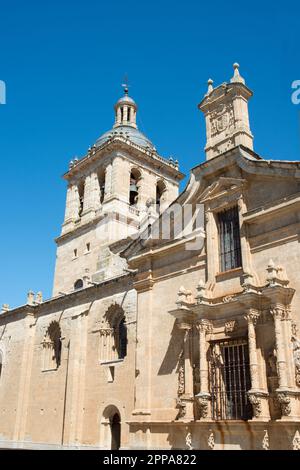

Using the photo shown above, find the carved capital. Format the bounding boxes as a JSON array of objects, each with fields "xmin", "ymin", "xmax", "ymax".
[
  {"xmin": 276, "ymin": 391, "xmax": 291, "ymax": 416},
  {"xmin": 270, "ymin": 305, "xmax": 291, "ymax": 321},
  {"xmin": 244, "ymin": 309, "xmax": 260, "ymax": 325},
  {"xmin": 247, "ymin": 391, "xmax": 262, "ymax": 418},
  {"xmin": 196, "ymin": 319, "xmax": 213, "ymax": 334},
  {"xmin": 195, "ymin": 392, "xmax": 211, "ymax": 419},
  {"xmin": 175, "ymin": 398, "xmax": 186, "ymax": 419}
]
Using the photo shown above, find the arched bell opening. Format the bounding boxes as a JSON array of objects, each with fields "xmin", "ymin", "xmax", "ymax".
[{"xmin": 129, "ymin": 168, "xmax": 141, "ymax": 206}]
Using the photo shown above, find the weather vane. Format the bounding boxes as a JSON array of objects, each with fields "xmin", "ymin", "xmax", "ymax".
[{"xmin": 122, "ymin": 74, "xmax": 130, "ymax": 95}]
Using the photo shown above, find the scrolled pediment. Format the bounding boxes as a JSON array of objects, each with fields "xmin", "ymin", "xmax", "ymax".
[{"xmin": 199, "ymin": 177, "xmax": 246, "ymax": 204}]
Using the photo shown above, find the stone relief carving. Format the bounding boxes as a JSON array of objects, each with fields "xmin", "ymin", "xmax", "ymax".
[
  {"xmin": 178, "ymin": 365, "xmax": 185, "ymax": 396},
  {"xmin": 185, "ymin": 431, "xmax": 193, "ymax": 450},
  {"xmin": 208, "ymin": 429, "xmax": 215, "ymax": 450},
  {"xmin": 262, "ymin": 430, "xmax": 269, "ymax": 450},
  {"xmin": 292, "ymin": 430, "xmax": 300, "ymax": 450},
  {"xmin": 248, "ymin": 392, "xmax": 262, "ymax": 418},
  {"xmin": 178, "ymin": 352, "xmax": 185, "ymax": 395},
  {"xmin": 292, "ymin": 322, "xmax": 298, "ymax": 337},
  {"xmin": 291, "ymin": 336, "xmax": 300, "ymax": 387},
  {"xmin": 224, "ymin": 320, "xmax": 237, "ymax": 334},
  {"xmin": 195, "ymin": 392, "xmax": 210, "ymax": 419},
  {"xmin": 222, "ymin": 295, "xmax": 236, "ymax": 303},
  {"xmin": 176, "ymin": 398, "xmax": 186, "ymax": 419},
  {"xmin": 277, "ymin": 391, "xmax": 291, "ymax": 416},
  {"xmin": 210, "ymin": 103, "xmax": 234, "ymax": 138}
]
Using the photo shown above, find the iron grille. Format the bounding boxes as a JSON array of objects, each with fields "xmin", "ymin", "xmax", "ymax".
[
  {"xmin": 209, "ymin": 339, "xmax": 252, "ymax": 420},
  {"xmin": 217, "ymin": 206, "xmax": 242, "ymax": 272}
]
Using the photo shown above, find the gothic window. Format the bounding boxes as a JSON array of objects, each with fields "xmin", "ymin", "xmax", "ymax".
[
  {"xmin": 129, "ymin": 169, "xmax": 141, "ymax": 206},
  {"xmin": 117, "ymin": 318, "xmax": 127, "ymax": 359},
  {"xmin": 78, "ymin": 182, "xmax": 84, "ymax": 217},
  {"xmin": 98, "ymin": 169, "xmax": 106, "ymax": 204},
  {"xmin": 217, "ymin": 206, "xmax": 242, "ymax": 272},
  {"xmin": 100, "ymin": 305, "xmax": 128, "ymax": 362},
  {"xmin": 156, "ymin": 180, "xmax": 166, "ymax": 212},
  {"xmin": 209, "ymin": 339, "xmax": 252, "ymax": 420},
  {"xmin": 42, "ymin": 322, "xmax": 62, "ymax": 371},
  {"xmin": 74, "ymin": 279, "xmax": 83, "ymax": 290}
]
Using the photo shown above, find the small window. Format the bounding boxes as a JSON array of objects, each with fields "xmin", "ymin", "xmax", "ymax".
[
  {"xmin": 127, "ymin": 107, "xmax": 130, "ymax": 121},
  {"xmin": 78, "ymin": 182, "xmax": 84, "ymax": 217},
  {"xmin": 73, "ymin": 249, "xmax": 78, "ymax": 258},
  {"xmin": 86, "ymin": 243, "xmax": 90, "ymax": 253},
  {"xmin": 98, "ymin": 169, "xmax": 106, "ymax": 204},
  {"xmin": 217, "ymin": 206, "xmax": 242, "ymax": 272},
  {"xmin": 74, "ymin": 279, "xmax": 83, "ymax": 290}
]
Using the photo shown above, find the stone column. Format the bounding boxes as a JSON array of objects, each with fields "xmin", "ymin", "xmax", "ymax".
[
  {"xmin": 245, "ymin": 310, "xmax": 260, "ymax": 390},
  {"xmin": 270, "ymin": 305, "xmax": 300, "ymax": 419},
  {"xmin": 195, "ymin": 320, "xmax": 211, "ymax": 420},
  {"xmin": 62, "ymin": 185, "xmax": 77, "ymax": 233},
  {"xmin": 81, "ymin": 175, "xmax": 95, "ymax": 223},
  {"xmin": 271, "ymin": 306, "xmax": 288, "ymax": 389},
  {"xmin": 123, "ymin": 105, "xmax": 128, "ymax": 124},
  {"xmin": 205, "ymin": 209, "xmax": 219, "ymax": 283},
  {"xmin": 177, "ymin": 322, "xmax": 194, "ymax": 420},
  {"xmin": 91, "ymin": 171, "xmax": 101, "ymax": 212},
  {"xmin": 245, "ymin": 309, "xmax": 270, "ymax": 420},
  {"xmin": 104, "ymin": 163, "xmax": 112, "ymax": 201}
]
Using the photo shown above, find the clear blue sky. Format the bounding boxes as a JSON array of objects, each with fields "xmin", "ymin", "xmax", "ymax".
[{"xmin": 0, "ymin": 0, "xmax": 299, "ymax": 308}]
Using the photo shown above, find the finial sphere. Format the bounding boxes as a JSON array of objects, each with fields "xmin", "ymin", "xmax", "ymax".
[{"xmin": 233, "ymin": 62, "xmax": 240, "ymax": 69}]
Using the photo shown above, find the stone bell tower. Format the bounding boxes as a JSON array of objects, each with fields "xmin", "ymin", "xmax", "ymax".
[
  {"xmin": 198, "ymin": 63, "xmax": 254, "ymax": 160},
  {"xmin": 52, "ymin": 85, "xmax": 184, "ymax": 295}
]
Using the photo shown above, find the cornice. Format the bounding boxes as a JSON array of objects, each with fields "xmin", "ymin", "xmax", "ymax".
[{"xmin": 63, "ymin": 137, "xmax": 185, "ymax": 182}]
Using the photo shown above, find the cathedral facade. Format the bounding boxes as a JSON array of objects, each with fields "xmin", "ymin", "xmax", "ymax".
[{"xmin": 1, "ymin": 64, "xmax": 300, "ymax": 450}]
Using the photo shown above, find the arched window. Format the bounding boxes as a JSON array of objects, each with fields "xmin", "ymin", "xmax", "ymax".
[
  {"xmin": 129, "ymin": 168, "xmax": 141, "ymax": 206},
  {"xmin": 117, "ymin": 318, "xmax": 127, "ymax": 359},
  {"xmin": 74, "ymin": 279, "xmax": 84, "ymax": 290},
  {"xmin": 42, "ymin": 322, "xmax": 62, "ymax": 370},
  {"xmin": 100, "ymin": 305, "xmax": 128, "ymax": 362},
  {"xmin": 156, "ymin": 180, "xmax": 166, "ymax": 212},
  {"xmin": 78, "ymin": 182, "xmax": 84, "ymax": 217},
  {"xmin": 98, "ymin": 169, "xmax": 106, "ymax": 204}
]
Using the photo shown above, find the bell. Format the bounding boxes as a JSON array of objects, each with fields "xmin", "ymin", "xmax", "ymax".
[{"xmin": 130, "ymin": 183, "xmax": 138, "ymax": 193}]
